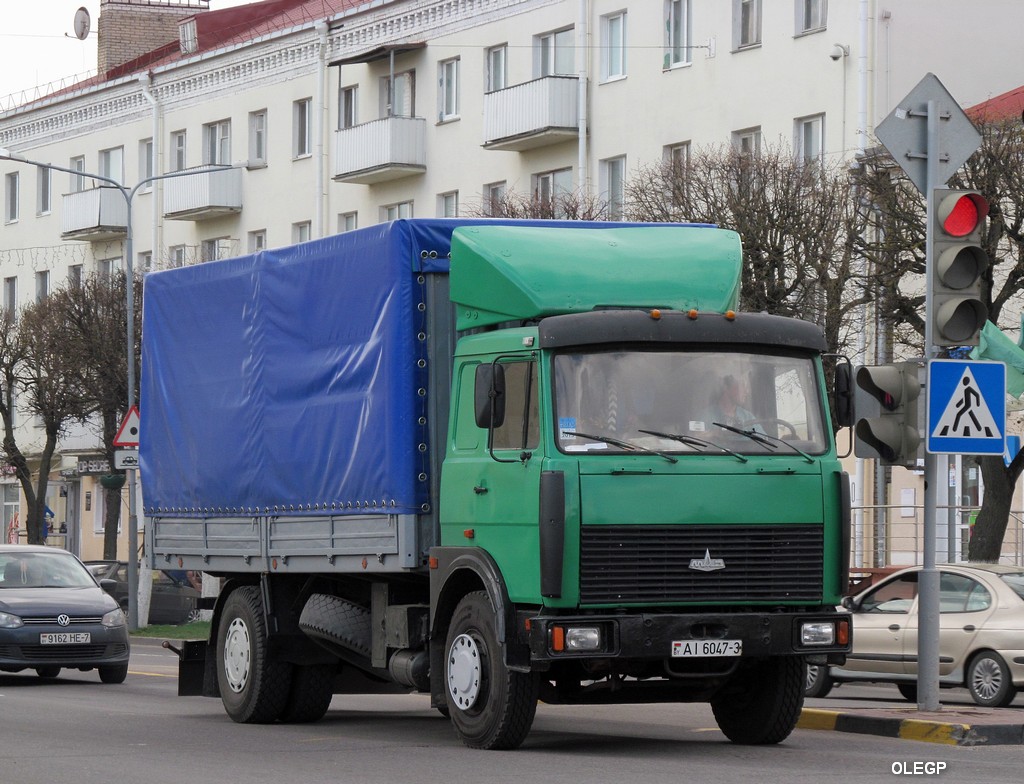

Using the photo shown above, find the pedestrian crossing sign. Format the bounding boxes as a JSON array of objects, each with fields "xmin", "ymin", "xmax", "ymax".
[{"xmin": 926, "ymin": 359, "xmax": 1006, "ymax": 455}]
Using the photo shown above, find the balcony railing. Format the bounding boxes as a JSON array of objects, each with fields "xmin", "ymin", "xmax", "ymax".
[
  {"xmin": 61, "ymin": 187, "xmax": 127, "ymax": 241},
  {"xmin": 482, "ymin": 75, "xmax": 579, "ymax": 152},
  {"xmin": 333, "ymin": 116, "xmax": 427, "ymax": 184},
  {"xmin": 163, "ymin": 166, "xmax": 243, "ymax": 220}
]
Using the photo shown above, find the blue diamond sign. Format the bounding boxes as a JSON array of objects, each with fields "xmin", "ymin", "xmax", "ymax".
[{"xmin": 926, "ymin": 360, "xmax": 1006, "ymax": 455}]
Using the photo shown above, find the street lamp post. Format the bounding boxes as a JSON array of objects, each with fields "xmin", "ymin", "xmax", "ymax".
[{"xmin": 0, "ymin": 146, "xmax": 231, "ymax": 629}]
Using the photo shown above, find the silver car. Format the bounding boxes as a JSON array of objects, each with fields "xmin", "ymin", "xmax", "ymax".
[
  {"xmin": 806, "ymin": 563, "xmax": 1024, "ymax": 707},
  {"xmin": 0, "ymin": 545, "xmax": 130, "ymax": 682}
]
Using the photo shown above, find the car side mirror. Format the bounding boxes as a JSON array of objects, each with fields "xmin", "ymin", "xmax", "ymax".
[
  {"xmin": 474, "ymin": 363, "xmax": 506, "ymax": 429},
  {"xmin": 840, "ymin": 595, "xmax": 857, "ymax": 610},
  {"xmin": 99, "ymin": 578, "xmax": 117, "ymax": 595}
]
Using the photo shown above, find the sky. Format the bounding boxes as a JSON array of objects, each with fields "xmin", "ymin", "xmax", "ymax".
[{"xmin": 0, "ymin": 1, "xmax": 251, "ymax": 105}]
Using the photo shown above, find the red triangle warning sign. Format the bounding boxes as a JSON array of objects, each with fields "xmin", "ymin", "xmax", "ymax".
[{"xmin": 113, "ymin": 406, "xmax": 141, "ymax": 447}]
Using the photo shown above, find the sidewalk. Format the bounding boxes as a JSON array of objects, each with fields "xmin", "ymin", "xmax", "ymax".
[{"xmin": 799, "ymin": 702, "xmax": 1024, "ymax": 746}]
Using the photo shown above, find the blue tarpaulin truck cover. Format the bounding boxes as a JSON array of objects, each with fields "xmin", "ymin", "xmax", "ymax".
[{"xmin": 140, "ymin": 220, "xmax": 464, "ymax": 518}]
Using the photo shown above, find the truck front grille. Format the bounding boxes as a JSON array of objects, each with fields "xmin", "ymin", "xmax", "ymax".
[{"xmin": 580, "ymin": 524, "xmax": 823, "ymax": 604}]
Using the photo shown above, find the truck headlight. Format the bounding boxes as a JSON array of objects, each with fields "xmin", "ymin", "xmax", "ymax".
[
  {"xmin": 566, "ymin": 627, "xmax": 601, "ymax": 651},
  {"xmin": 800, "ymin": 621, "xmax": 835, "ymax": 646}
]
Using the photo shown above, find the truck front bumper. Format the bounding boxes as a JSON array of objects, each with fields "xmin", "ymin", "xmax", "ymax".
[{"xmin": 523, "ymin": 610, "xmax": 850, "ymax": 663}]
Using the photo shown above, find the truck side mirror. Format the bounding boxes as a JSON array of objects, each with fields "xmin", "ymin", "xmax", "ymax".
[
  {"xmin": 474, "ymin": 363, "xmax": 506, "ymax": 429},
  {"xmin": 834, "ymin": 361, "xmax": 853, "ymax": 429}
]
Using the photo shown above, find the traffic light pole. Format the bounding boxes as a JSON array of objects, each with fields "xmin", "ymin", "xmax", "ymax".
[{"xmin": 917, "ymin": 99, "xmax": 941, "ymax": 712}]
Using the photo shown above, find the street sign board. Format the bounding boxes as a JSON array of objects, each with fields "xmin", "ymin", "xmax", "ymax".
[
  {"xmin": 874, "ymin": 73, "xmax": 982, "ymax": 194},
  {"xmin": 113, "ymin": 405, "xmax": 140, "ymax": 447},
  {"xmin": 114, "ymin": 449, "xmax": 139, "ymax": 470},
  {"xmin": 926, "ymin": 360, "xmax": 1006, "ymax": 454}
]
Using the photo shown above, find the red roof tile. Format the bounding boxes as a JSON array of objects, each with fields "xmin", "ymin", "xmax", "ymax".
[{"xmin": 967, "ymin": 84, "xmax": 1024, "ymax": 123}]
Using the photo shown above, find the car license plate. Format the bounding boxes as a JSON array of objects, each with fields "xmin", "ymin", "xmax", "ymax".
[
  {"xmin": 671, "ymin": 639, "xmax": 742, "ymax": 658},
  {"xmin": 40, "ymin": 632, "xmax": 91, "ymax": 645}
]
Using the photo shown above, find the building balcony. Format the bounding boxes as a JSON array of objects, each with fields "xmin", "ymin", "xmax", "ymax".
[
  {"xmin": 60, "ymin": 187, "xmax": 127, "ymax": 241},
  {"xmin": 333, "ymin": 116, "xmax": 427, "ymax": 184},
  {"xmin": 163, "ymin": 166, "xmax": 243, "ymax": 220},
  {"xmin": 482, "ymin": 75, "xmax": 579, "ymax": 152}
]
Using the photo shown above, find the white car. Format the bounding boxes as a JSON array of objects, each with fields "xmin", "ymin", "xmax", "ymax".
[{"xmin": 805, "ymin": 563, "xmax": 1024, "ymax": 707}]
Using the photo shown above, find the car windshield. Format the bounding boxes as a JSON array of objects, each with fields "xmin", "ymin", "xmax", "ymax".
[
  {"xmin": 553, "ymin": 348, "xmax": 829, "ymax": 456},
  {"xmin": 999, "ymin": 572, "xmax": 1024, "ymax": 600},
  {"xmin": 0, "ymin": 552, "xmax": 97, "ymax": 589}
]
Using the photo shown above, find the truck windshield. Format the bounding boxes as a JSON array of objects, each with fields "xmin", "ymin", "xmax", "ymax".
[{"xmin": 553, "ymin": 349, "xmax": 829, "ymax": 457}]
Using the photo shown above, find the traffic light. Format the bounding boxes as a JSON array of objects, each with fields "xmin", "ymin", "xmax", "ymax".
[
  {"xmin": 930, "ymin": 189, "xmax": 989, "ymax": 347},
  {"xmin": 854, "ymin": 361, "xmax": 922, "ymax": 467}
]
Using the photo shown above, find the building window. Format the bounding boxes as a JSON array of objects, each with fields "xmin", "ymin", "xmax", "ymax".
[
  {"xmin": 294, "ymin": 99, "xmax": 312, "ymax": 157},
  {"xmin": 438, "ymin": 58, "xmax": 461, "ymax": 122},
  {"xmin": 339, "ymin": 86, "xmax": 358, "ymax": 129},
  {"xmin": 68, "ymin": 264, "xmax": 83, "ymax": 288},
  {"xmin": 248, "ymin": 110, "xmax": 267, "ymax": 166},
  {"xmin": 138, "ymin": 251, "xmax": 152, "ymax": 273},
  {"xmin": 734, "ymin": 0, "xmax": 762, "ymax": 48},
  {"xmin": 98, "ymin": 146, "xmax": 124, "ymax": 184},
  {"xmin": 4, "ymin": 485, "xmax": 22, "ymax": 537},
  {"xmin": 69, "ymin": 156, "xmax": 86, "ymax": 193},
  {"xmin": 171, "ymin": 130, "xmax": 187, "ymax": 172},
  {"xmin": 733, "ymin": 126, "xmax": 762, "ymax": 156},
  {"xmin": 534, "ymin": 168, "xmax": 573, "ymax": 217},
  {"xmin": 204, "ymin": 120, "xmax": 231, "ymax": 165},
  {"xmin": 291, "ymin": 222, "xmax": 311, "ymax": 244},
  {"xmin": 202, "ymin": 238, "xmax": 233, "ymax": 262},
  {"xmin": 536, "ymin": 28, "xmax": 575, "ymax": 77},
  {"xmin": 439, "ymin": 191, "xmax": 459, "ymax": 218},
  {"xmin": 248, "ymin": 230, "xmax": 267, "ymax": 253},
  {"xmin": 382, "ymin": 201, "xmax": 413, "ymax": 222},
  {"xmin": 338, "ymin": 212, "xmax": 357, "ymax": 232},
  {"xmin": 35, "ymin": 271, "xmax": 49, "ymax": 303},
  {"xmin": 3, "ymin": 277, "xmax": 16, "ymax": 315},
  {"xmin": 98, "ymin": 257, "xmax": 122, "ymax": 281},
  {"xmin": 796, "ymin": 0, "xmax": 826, "ymax": 34},
  {"xmin": 665, "ymin": 0, "xmax": 691, "ymax": 68},
  {"xmin": 796, "ymin": 114, "xmax": 824, "ymax": 164},
  {"xmin": 37, "ymin": 167, "xmax": 51, "ymax": 215},
  {"xmin": 601, "ymin": 156, "xmax": 626, "ymax": 220},
  {"xmin": 4, "ymin": 172, "xmax": 18, "ymax": 223},
  {"xmin": 666, "ymin": 141, "xmax": 691, "ymax": 170},
  {"xmin": 486, "ymin": 45, "xmax": 507, "ymax": 92},
  {"xmin": 169, "ymin": 245, "xmax": 187, "ymax": 268},
  {"xmin": 380, "ymin": 72, "xmax": 415, "ymax": 117},
  {"xmin": 139, "ymin": 138, "xmax": 154, "ymax": 192},
  {"xmin": 600, "ymin": 12, "xmax": 627, "ymax": 82},
  {"xmin": 483, "ymin": 181, "xmax": 506, "ymax": 217}
]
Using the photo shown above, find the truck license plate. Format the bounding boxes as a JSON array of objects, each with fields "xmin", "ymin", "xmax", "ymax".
[
  {"xmin": 40, "ymin": 633, "xmax": 91, "ymax": 645},
  {"xmin": 671, "ymin": 639, "xmax": 741, "ymax": 658}
]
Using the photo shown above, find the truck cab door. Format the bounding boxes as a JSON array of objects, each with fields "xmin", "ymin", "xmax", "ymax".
[{"xmin": 441, "ymin": 357, "xmax": 544, "ymax": 602}]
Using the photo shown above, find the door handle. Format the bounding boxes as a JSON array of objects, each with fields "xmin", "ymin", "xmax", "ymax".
[
  {"xmin": 888, "ymin": 624, "xmax": 901, "ymax": 631},
  {"xmin": 962, "ymin": 625, "xmax": 976, "ymax": 632},
  {"xmin": 474, "ymin": 486, "xmax": 488, "ymax": 494}
]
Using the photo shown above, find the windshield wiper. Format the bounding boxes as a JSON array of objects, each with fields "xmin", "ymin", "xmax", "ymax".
[
  {"xmin": 638, "ymin": 429, "xmax": 748, "ymax": 463},
  {"xmin": 712, "ymin": 422, "xmax": 814, "ymax": 463},
  {"xmin": 562, "ymin": 430, "xmax": 678, "ymax": 464}
]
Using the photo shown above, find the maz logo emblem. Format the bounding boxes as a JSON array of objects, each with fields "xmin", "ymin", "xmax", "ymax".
[{"xmin": 688, "ymin": 549, "xmax": 726, "ymax": 572}]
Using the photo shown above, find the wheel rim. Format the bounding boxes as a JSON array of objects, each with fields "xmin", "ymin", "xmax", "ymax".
[
  {"xmin": 223, "ymin": 616, "xmax": 252, "ymax": 694},
  {"xmin": 805, "ymin": 665, "xmax": 819, "ymax": 691},
  {"xmin": 971, "ymin": 657, "xmax": 1003, "ymax": 702},
  {"xmin": 447, "ymin": 633, "xmax": 482, "ymax": 710}
]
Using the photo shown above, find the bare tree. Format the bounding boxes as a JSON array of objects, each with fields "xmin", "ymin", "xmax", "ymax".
[{"xmin": 466, "ymin": 187, "xmax": 610, "ymax": 221}]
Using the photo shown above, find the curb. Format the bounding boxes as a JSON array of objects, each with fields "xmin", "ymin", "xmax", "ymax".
[{"xmin": 798, "ymin": 708, "xmax": 1024, "ymax": 746}]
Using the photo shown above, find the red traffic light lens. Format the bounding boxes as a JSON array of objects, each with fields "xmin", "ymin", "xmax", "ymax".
[{"xmin": 942, "ymin": 193, "xmax": 988, "ymax": 237}]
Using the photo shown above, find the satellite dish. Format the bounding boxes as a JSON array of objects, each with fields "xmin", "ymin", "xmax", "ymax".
[{"xmin": 73, "ymin": 7, "xmax": 91, "ymax": 40}]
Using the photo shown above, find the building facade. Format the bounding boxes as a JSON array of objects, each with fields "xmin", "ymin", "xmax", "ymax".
[{"xmin": 2, "ymin": 0, "xmax": 1024, "ymax": 563}]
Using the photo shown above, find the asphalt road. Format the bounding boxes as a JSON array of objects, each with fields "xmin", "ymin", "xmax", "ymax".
[{"xmin": 0, "ymin": 640, "xmax": 1019, "ymax": 784}]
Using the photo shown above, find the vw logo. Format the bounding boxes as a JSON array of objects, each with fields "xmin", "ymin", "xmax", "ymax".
[{"xmin": 57, "ymin": 614, "xmax": 71, "ymax": 627}]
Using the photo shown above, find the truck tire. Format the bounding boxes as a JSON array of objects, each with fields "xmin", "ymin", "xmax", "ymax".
[
  {"xmin": 279, "ymin": 663, "xmax": 335, "ymax": 723},
  {"xmin": 444, "ymin": 591, "xmax": 538, "ymax": 750},
  {"xmin": 299, "ymin": 593, "xmax": 372, "ymax": 658},
  {"xmin": 217, "ymin": 585, "xmax": 292, "ymax": 723},
  {"xmin": 711, "ymin": 656, "xmax": 804, "ymax": 745}
]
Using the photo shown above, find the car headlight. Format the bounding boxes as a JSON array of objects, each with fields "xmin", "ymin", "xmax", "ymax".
[
  {"xmin": 0, "ymin": 611, "xmax": 23, "ymax": 629},
  {"xmin": 102, "ymin": 608, "xmax": 127, "ymax": 628}
]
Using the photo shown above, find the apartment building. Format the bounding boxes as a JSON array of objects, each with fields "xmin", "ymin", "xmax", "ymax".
[{"xmin": 2, "ymin": 0, "xmax": 1024, "ymax": 562}]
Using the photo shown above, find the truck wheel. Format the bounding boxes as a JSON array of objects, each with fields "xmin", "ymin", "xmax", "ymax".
[
  {"xmin": 711, "ymin": 656, "xmax": 804, "ymax": 745},
  {"xmin": 967, "ymin": 651, "xmax": 1016, "ymax": 707},
  {"xmin": 279, "ymin": 663, "xmax": 335, "ymax": 723},
  {"xmin": 804, "ymin": 663, "xmax": 834, "ymax": 698},
  {"xmin": 444, "ymin": 591, "xmax": 538, "ymax": 750},
  {"xmin": 217, "ymin": 585, "xmax": 292, "ymax": 723}
]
